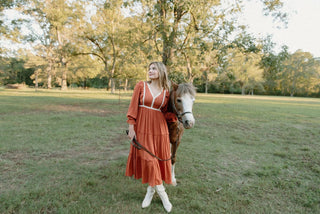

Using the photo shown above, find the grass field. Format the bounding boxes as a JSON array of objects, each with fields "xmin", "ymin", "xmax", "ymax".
[{"xmin": 0, "ymin": 88, "xmax": 319, "ymax": 213}]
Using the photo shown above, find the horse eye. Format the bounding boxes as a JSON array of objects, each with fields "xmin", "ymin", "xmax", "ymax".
[{"xmin": 176, "ymin": 98, "xmax": 182, "ymax": 103}]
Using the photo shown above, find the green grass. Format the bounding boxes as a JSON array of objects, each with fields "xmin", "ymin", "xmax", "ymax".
[{"xmin": 1, "ymin": 89, "xmax": 319, "ymax": 213}]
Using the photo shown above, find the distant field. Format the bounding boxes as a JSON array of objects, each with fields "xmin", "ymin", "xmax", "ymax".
[{"xmin": 0, "ymin": 89, "xmax": 319, "ymax": 213}]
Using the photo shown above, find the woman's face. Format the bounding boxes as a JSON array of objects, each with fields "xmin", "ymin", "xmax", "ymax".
[{"xmin": 148, "ymin": 64, "xmax": 159, "ymax": 80}]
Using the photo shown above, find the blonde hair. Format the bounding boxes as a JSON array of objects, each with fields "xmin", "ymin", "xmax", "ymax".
[{"xmin": 148, "ymin": 62, "xmax": 170, "ymax": 91}]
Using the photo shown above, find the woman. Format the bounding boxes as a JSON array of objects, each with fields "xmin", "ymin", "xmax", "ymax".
[{"xmin": 126, "ymin": 62, "xmax": 172, "ymax": 212}]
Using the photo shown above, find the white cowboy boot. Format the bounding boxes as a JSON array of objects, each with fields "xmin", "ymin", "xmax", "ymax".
[
  {"xmin": 142, "ymin": 186, "xmax": 155, "ymax": 208},
  {"xmin": 155, "ymin": 184, "xmax": 172, "ymax": 213}
]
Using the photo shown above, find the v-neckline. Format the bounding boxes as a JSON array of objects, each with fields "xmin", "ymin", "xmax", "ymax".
[{"xmin": 147, "ymin": 83, "xmax": 163, "ymax": 99}]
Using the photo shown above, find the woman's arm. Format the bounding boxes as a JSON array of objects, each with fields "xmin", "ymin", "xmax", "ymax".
[
  {"xmin": 128, "ymin": 124, "xmax": 136, "ymax": 141},
  {"xmin": 126, "ymin": 81, "xmax": 142, "ymax": 140}
]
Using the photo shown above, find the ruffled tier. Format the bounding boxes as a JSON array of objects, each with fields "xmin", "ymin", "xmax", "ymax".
[{"xmin": 125, "ymin": 107, "xmax": 172, "ymax": 186}]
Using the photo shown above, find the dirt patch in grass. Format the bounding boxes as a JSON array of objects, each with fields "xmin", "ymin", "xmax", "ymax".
[
  {"xmin": 1, "ymin": 132, "xmax": 129, "ymax": 168},
  {"xmin": 1, "ymin": 147, "xmax": 128, "ymax": 165},
  {"xmin": 43, "ymin": 104, "xmax": 114, "ymax": 116}
]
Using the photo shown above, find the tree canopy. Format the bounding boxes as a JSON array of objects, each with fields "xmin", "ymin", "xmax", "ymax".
[{"xmin": 0, "ymin": 0, "xmax": 319, "ymax": 97}]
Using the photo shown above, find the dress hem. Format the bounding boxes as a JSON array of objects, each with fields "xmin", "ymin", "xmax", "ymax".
[{"xmin": 125, "ymin": 174, "xmax": 173, "ymax": 187}]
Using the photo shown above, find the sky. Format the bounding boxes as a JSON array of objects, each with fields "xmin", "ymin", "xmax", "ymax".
[{"xmin": 240, "ymin": 0, "xmax": 320, "ymax": 57}]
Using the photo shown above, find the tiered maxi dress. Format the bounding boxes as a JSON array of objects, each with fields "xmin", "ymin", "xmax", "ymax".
[{"xmin": 126, "ymin": 81, "xmax": 172, "ymax": 187}]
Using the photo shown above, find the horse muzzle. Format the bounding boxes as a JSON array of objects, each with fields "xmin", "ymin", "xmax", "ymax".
[
  {"xmin": 181, "ymin": 112, "xmax": 195, "ymax": 129},
  {"xmin": 183, "ymin": 119, "xmax": 195, "ymax": 129}
]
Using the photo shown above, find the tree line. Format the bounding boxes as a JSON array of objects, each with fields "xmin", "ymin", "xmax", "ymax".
[{"xmin": 1, "ymin": 0, "xmax": 320, "ymax": 97}]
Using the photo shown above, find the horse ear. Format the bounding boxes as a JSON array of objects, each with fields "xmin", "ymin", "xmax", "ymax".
[{"xmin": 171, "ymin": 81, "xmax": 178, "ymax": 91}]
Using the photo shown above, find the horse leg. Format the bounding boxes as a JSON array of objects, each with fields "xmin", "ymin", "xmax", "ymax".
[
  {"xmin": 171, "ymin": 132, "xmax": 182, "ymax": 186},
  {"xmin": 169, "ymin": 122, "xmax": 184, "ymax": 186},
  {"xmin": 171, "ymin": 140, "xmax": 178, "ymax": 186}
]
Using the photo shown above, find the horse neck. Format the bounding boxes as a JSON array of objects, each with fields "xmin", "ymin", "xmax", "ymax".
[{"xmin": 168, "ymin": 90, "xmax": 177, "ymax": 114}]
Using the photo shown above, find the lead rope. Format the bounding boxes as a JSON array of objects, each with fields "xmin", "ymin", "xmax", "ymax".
[{"xmin": 126, "ymin": 130, "xmax": 176, "ymax": 162}]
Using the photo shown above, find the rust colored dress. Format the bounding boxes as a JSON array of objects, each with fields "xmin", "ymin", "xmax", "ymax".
[{"xmin": 126, "ymin": 81, "xmax": 172, "ymax": 187}]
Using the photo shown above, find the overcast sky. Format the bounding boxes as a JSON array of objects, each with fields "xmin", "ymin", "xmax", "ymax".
[{"xmin": 240, "ymin": 0, "xmax": 320, "ymax": 57}]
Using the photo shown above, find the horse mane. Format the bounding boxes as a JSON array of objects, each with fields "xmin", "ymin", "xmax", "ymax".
[{"xmin": 175, "ymin": 83, "xmax": 196, "ymax": 97}]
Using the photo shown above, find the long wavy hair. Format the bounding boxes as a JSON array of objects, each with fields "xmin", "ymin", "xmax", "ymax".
[{"xmin": 148, "ymin": 62, "xmax": 170, "ymax": 91}]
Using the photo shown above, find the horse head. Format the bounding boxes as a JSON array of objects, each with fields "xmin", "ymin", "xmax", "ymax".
[{"xmin": 170, "ymin": 82, "xmax": 196, "ymax": 129}]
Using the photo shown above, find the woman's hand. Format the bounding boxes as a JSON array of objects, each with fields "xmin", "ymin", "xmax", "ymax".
[{"xmin": 128, "ymin": 124, "xmax": 136, "ymax": 141}]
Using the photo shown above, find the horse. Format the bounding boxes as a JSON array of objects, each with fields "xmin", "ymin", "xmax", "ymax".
[{"xmin": 167, "ymin": 82, "xmax": 196, "ymax": 186}]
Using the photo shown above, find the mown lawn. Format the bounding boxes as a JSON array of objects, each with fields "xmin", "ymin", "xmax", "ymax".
[{"xmin": 0, "ymin": 88, "xmax": 319, "ymax": 213}]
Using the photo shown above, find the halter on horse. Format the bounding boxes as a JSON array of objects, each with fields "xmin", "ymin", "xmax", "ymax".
[{"xmin": 167, "ymin": 82, "xmax": 196, "ymax": 186}]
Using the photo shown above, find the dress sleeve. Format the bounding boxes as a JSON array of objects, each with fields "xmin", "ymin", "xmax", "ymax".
[{"xmin": 127, "ymin": 81, "xmax": 143, "ymax": 125}]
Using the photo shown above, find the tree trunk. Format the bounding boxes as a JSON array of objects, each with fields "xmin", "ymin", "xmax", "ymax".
[
  {"xmin": 290, "ymin": 80, "xmax": 295, "ymax": 97},
  {"xmin": 159, "ymin": 0, "xmax": 180, "ymax": 67},
  {"xmin": 110, "ymin": 77, "xmax": 115, "ymax": 94},
  {"xmin": 159, "ymin": 0, "xmax": 168, "ymax": 65},
  {"xmin": 110, "ymin": 20, "xmax": 117, "ymax": 94},
  {"xmin": 61, "ymin": 62, "xmax": 67, "ymax": 90},
  {"xmin": 110, "ymin": 65, "xmax": 116, "ymax": 93},
  {"xmin": 83, "ymin": 78, "xmax": 87, "ymax": 89},
  {"xmin": 46, "ymin": 48, "xmax": 53, "ymax": 89},
  {"xmin": 241, "ymin": 87, "xmax": 245, "ymax": 95},
  {"xmin": 205, "ymin": 78, "xmax": 208, "ymax": 94},
  {"xmin": 125, "ymin": 78, "xmax": 128, "ymax": 92},
  {"xmin": 47, "ymin": 65, "xmax": 52, "ymax": 89},
  {"xmin": 108, "ymin": 77, "xmax": 115, "ymax": 93},
  {"xmin": 186, "ymin": 57, "xmax": 192, "ymax": 82},
  {"xmin": 183, "ymin": 52, "xmax": 193, "ymax": 82},
  {"xmin": 56, "ymin": 28, "xmax": 68, "ymax": 90},
  {"xmin": 103, "ymin": 62, "xmax": 109, "ymax": 90},
  {"xmin": 35, "ymin": 69, "xmax": 39, "ymax": 90}
]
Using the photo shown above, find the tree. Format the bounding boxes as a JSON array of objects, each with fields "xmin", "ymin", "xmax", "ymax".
[
  {"xmin": 1, "ymin": 0, "xmax": 293, "ymax": 94},
  {"xmin": 132, "ymin": 0, "xmax": 225, "ymax": 69},
  {"xmin": 22, "ymin": 0, "xmax": 84, "ymax": 90},
  {"xmin": 47, "ymin": 0, "xmax": 79, "ymax": 90},
  {"xmin": 127, "ymin": 0, "xmax": 287, "ymax": 69},
  {"xmin": 260, "ymin": 36, "xmax": 289, "ymax": 94},
  {"xmin": 0, "ymin": 1, "xmax": 28, "ymax": 54},
  {"xmin": 68, "ymin": 55, "xmax": 103, "ymax": 88},
  {"xmin": 22, "ymin": 0, "xmax": 57, "ymax": 89},
  {"xmin": 0, "ymin": 54, "xmax": 33, "ymax": 85},
  {"xmin": 24, "ymin": 51, "xmax": 47, "ymax": 89},
  {"xmin": 280, "ymin": 50, "xmax": 319, "ymax": 97},
  {"xmin": 76, "ymin": 0, "xmax": 133, "ymax": 93},
  {"xmin": 0, "ymin": 1, "xmax": 13, "ymax": 37},
  {"xmin": 225, "ymin": 49, "xmax": 264, "ymax": 95}
]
